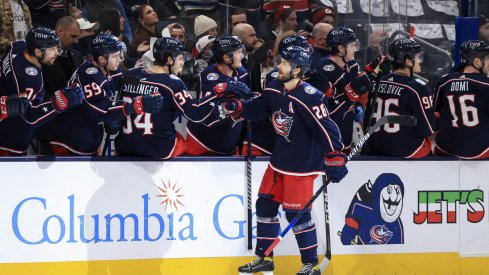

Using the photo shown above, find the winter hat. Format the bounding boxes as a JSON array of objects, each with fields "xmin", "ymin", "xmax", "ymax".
[
  {"xmin": 194, "ymin": 15, "xmax": 218, "ymax": 37},
  {"xmin": 311, "ymin": 6, "xmax": 336, "ymax": 25}
]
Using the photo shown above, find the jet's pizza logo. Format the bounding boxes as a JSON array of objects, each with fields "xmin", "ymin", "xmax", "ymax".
[
  {"xmin": 413, "ymin": 190, "xmax": 484, "ymax": 224},
  {"xmin": 155, "ymin": 179, "xmax": 185, "ymax": 212},
  {"xmin": 339, "ymin": 173, "xmax": 405, "ymax": 245}
]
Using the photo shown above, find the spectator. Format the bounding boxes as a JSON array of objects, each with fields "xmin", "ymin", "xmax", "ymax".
[
  {"xmin": 230, "ymin": 9, "xmax": 248, "ymax": 31},
  {"xmin": 232, "ymin": 23, "xmax": 258, "ymax": 69},
  {"xmin": 310, "ymin": 22, "xmax": 333, "ymax": 69},
  {"xmin": 167, "ymin": 23, "xmax": 186, "ymax": 43},
  {"xmin": 0, "ymin": 0, "xmax": 32, "ymax": 57},
  {"xmin": 273, "ymin": 5, "xmax": 298, "ymax": 38},
  {"xmin": 24, "ymin": 0, "xmax": 67, "ymax": 29},
  {"xmin": 194, "ymin": 35, "xmax": 216, "ymax": 75},
  {"xmin": 82, "ymin": 0, "xmax": 132, "ymax": 44},
  {"xmin": 42, "ymin": 16, "xmax": 82, "ymax": 99},
  {"xmin": 129, "ymin": 4, "xmax": 159, "ymax": 57},
  {"xmin": 75, "ymin": 17, "xmax": 99, "ymax": 59},
  {"xmin": 480, "ymin": 14, "xmax": 489, "ymax": 44},
  {"xmin": 194, "ymin": 15, "xmax": 218, "ymax": 40},
  {"xmin": 311, "ymin": 6, "xmax": 335, "ymax": 26}
]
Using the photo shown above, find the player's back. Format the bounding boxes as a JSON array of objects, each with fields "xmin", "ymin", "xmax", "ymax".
[
  {"xmin": 115, "ymin": 68, "xmax": 182, "ymax": 158},
  {"xmin": 364, "ymin": 73, "xmax": 435, "ymax": 158},
  {"xmin": 434, "ymin": 72, "xmax": 489, "ymax": 158}
]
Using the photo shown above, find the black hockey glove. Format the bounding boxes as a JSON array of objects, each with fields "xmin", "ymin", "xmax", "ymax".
[
  {"xmin": 0, "ymin": 94, "xmax": 29, "ymax": 119},
  {"xmin": 214, "ymin": 80, "xmax": 253, "ymax": 100},
  {"xmin": 124, "ymin": 92, "xmax": 163, "ymax": 115}
]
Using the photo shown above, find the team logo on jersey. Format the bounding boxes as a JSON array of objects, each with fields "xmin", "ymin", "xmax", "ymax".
[
  {"xmin": 85, "ymin": 67, "xmax": 98, "ymax": 75},
  {"xmin": 323, "ymin": 64, "xmax": 335, "ymax": 72},
  {"xmin": 170, "ymin": 74, "xmax": 180, "ymax": 80},
  {"xmin": 304, "ymin": 86, "xmax": 316, "ymax": 95},
  {"xmin": 207, "ymin": 73, "xmax": 219, "ymax": 81},
  {"xmin": 271, "ymin": 72, "xmax": 279, "ymax": 78},
  {"xmin": 25, "ymin": 67, "xmax": 38, "ymax": 76},
  {"xmin": 272, "ymin": 109, "xmax": 293, "ymax": 142}
]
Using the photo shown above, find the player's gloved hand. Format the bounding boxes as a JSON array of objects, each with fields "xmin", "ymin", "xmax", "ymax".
[
  {"xmin": 364, "ymin": 55, "xmax": 387, "ymax": 73},
  {"xmin": 51, "ymin": 85, "xmax": 84, "ymax": 113},
  {"xmin": 353, "ymin": 102, "xmax": 364, "ymax": 123},
  {"xmin": 0, "ymin": 94, "xmax": 29, "ymax": 119},
  {"xmin": 214, "ymin": 80, "xmax": 253, "ymax": 99},
  {"xmin": 104, "ymin": 120, "xmax": 121, "ymax": 135},
  {"xmin": 125, "ymin": 92, "xmax": 163, "ymax": 115},
  {"xmin": 344, "ymin": 72, "xmax": 371, "ymax": 102},
  {"xmin": 217, "ymin": 98, "xmax": 243, "ymax": 119},
  {"xmin": 324, "ymin": 151, "xmax": 348, "ymax": 183}
]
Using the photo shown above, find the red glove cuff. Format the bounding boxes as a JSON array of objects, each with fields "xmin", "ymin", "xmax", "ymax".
[
  {"xmin": 132, "ymin": 96, "xmax": 144, "ymax": 115},
  {"xmin": 0, "ymin": 96, "xmax": 8, "ymax": 119}
]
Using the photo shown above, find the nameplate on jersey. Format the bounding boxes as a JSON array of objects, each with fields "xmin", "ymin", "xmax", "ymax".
[
  {"xmin": 449, "ymin": 81, "xmax": 469, "ymax": 92},
  {"xmin": 122, "ymin": 83, "xmax": 159, "ymax": 95},
  {"xmin": 379, "ymin": 83, "xmax": 403, "ymax": 96}
]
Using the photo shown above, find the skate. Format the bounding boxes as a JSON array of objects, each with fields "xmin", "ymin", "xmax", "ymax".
[
  {"xmin": 238, "ymin": 256, "xmax": 274, "ymax": 274},
  {"xmin": 296, "ymin": 263, "xmax": 320, "ymax": 275}
]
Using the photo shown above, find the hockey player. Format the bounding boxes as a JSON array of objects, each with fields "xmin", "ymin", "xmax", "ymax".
[
  {"xmin": 222, "ymin": 45, "xmax": 347, "ymax": 275},
  {"xmin": 309, "ymin": 27, "xmax": 372, "ymax": 151},
  {"xmin": 434, "ymin": 40, "xmax": 489, "ymax": 159},
  {"xmin": 46, "ymin": 33, "xmax": 162, "ymax": 155},
  {"xmin": 186, "ymin": 35, "xmax": 251, "ymax": 155},
  {"xmin": 115, "ymin": 37, "xmax": 223, "ymax": 158},
  {"xmin": 363, "ymin": 38, "xmax": 436, "ymax": 158},
  {"xmin": 0, "ymin": 27, "xmax": 83, "ymax": 155}
]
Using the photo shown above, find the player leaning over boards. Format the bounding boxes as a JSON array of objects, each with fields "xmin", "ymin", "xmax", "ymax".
[
  {"xmin": 433, "ymin": 40, "xmax": 489, "ymax": 159},
  {"xmin": 115, "ymin": 37, "xmax": 225, "ymax": 158},
  {"xmin": 362, "ymin": 38, "xmax": 436, "ymax": 158},
  {"xmin": 0, "ymin": 27, "xmax": 83, "ymax": 155},
  {"xmin": 46, "ymin": 34, "xmax": 162, "ymax": 155},
  {"xmin": 218, "ymin": 45, "xmax": 347, "ymax": 274}
]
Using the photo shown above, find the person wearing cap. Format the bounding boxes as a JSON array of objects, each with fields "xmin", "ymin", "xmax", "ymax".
[
  {"xmin": 167, "ymin": 23, "xmax": 186, "ymax": 43},
  {"xmin": 77, "ymin": 17, "xmax": 100, "ymax": 39},
  {"xmin": 194, "ymin": 15, "xmax": 218, "ymax": 40},
  {"xmin": 311, "ymin": 6, "xmax": 335, "ymax": 26},
  {"xmin": 271, "ymin": 5, "xmax": 298, "ymax": 40},
  {"xmin": 0, "ymin": 0, "xmax": 32, "ymax": 57},
  {"xmin": 194, "ymin": 35, "xmax": 216, "ymax": 75}
]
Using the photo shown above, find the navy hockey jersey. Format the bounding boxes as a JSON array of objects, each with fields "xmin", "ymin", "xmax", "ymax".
[
  {"xmin": 186, "ymin": 64, "xmax": 248, "ymax": 154},
  {"xmin": 46, "ymin": 60, "xmax": 124, "ymax": 154},
  {"xmin": 242, "ymin": 79, "xmax": 344, "ymax": 174},
  {"xmin": 364, "ymin": 73, "xmax": 436, "ymax": 158},
  {"xmin": 311, "ymin": 58, "xmax": 361, "ymax": 148},
  {"xmin": 115, "ymin": 68, "xmax": 220, "ymax": 158},
  {"xmin": 434, "ymin": 72, "xmax": 489, "ymax": 159},
  {"xmin": 0, "ymin": 41, "xmax": 59, "ymax": 153}
]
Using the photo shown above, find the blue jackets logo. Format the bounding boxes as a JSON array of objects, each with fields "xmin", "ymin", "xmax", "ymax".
[{"xmin": 272, "ymin": 109, "xmax": 293, "ymax": 142}]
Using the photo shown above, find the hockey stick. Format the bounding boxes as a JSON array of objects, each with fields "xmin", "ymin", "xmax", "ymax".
[
  {"xmin": 264, "ymin": 115, "xmax": 417, "ymax": 260},
  {"xmin": 101, "ymin": 75, "xmax": 141, "ymax": 156},
  {"xmin": 246, "ymin": 121, "xmax": 253, "ymax": 250}
]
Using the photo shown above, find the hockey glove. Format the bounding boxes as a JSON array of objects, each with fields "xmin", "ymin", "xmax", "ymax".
[
  {"xmin": 124, "ymin": 92, "xmax": 163, "ymax": 115},
  {"xmin": 324, "ymin": 151, "xmax": 348, "ymax": 183},
  {"xmin": 214, "ymin": 80, "xmax": 253, "ymax": 100},
  {"xmin": 0, "ymin": 94, "xmax": 29, "ymax": 119},
  {"xmin": 217, "ymin": 98, "xmax": 243, "ymax": 119},
  {"xmin": 364, "ymin": 55, "xmax": 387, "ymax": 73},
  {"xmin": 353, "ymin": 102, "xmax": 364, "ymax": 123},
  {"xmin": 104, "ymin": 120, "xmax": 121, "ymax": 135},
  {"xmin": 344, "ymin": 72, "xmax": 371, "ymax": 102},
  {"xmin": 51, "ymin": 85, "xmax": 84, "ymax": 113}
]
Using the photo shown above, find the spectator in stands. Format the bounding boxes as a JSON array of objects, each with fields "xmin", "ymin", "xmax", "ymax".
[
  {"xmin": 194, "ymin": 35, "xmax": 216, "ymax": 76},
  {"xmin": 122, "ymin": 0, "xmax": 179, "ymax": 20},
  {"xmin": 230, "ymin": 9, "xmax": 248, "ymax": 32},
  {"xmin": 82, "ymin": 0, "xmax": 132, "ymax": 44},
  {"xmin": 310, "ymin": 23, "xmax": 333, "ymax": 69},
  {"xmin": 167, "ymin": 23, "xmax": 186, "ymax": 43},
  {"xmin": 74, "ymin": 17, "xmax": 99, "ymax": 64},
  {"xmin": 232, "ymin": 23, "xmax": 258, "ymax": 68},
  {"xmin": 273, "ymin": 5, "xmax": 298, "ymax": 38},
  {"xmin": 480, "ymin": 14, "xmax": 489, "ymax": 44},
  {"xmin": 24, "ymin": 0, "xmax": 67, "ymax": 29},
  {"xmin": 194, "ymin": 15, "xmax": 218, "ymax": 40},
  {"xmin": 0, "ymin": 0, "xmax": 32, "ymax": 57},
  {"xmin": 129, "ymin": 4, "xmax": 159, "ymax": 58},
  {"xmin": 42, "ymin": 16, "xmax": 82, "ymax": 99},
  {"xmin": 311, "ymin": 6, "xmax": 335, "ymax": 26}
]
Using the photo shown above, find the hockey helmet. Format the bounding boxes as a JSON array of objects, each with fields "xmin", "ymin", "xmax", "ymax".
[
  {"xmin": 25, "ymin": 27, "xmax": 60, "ymax": 55},
  {"xmin": 327, "ymin": 26, "xmax": 358, "ymax": 54},
  {"xmin": 461, "ymin": 40, "xmax": 489, "ymax": 65},
  {"xmin": 89, "ymin": 34, "xmax": 123, "ymax": 59},
  {"xmin": 153, "ymin": 37, "xmax": 185, "ymax": 64},
  {"xmin": 211, "ymin": 35, "xmax": 244, "ymax": 63},
  {"xmin": 278, "ymin": 34, "xmax": 312, "ymax": 53},
  {"xmin": 388, "ymin": 38, "xmax": 421, "ymax": 65},
  {"xmin": 279, "ymin": 45, "xmax": 312, "ymax": 72}
]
